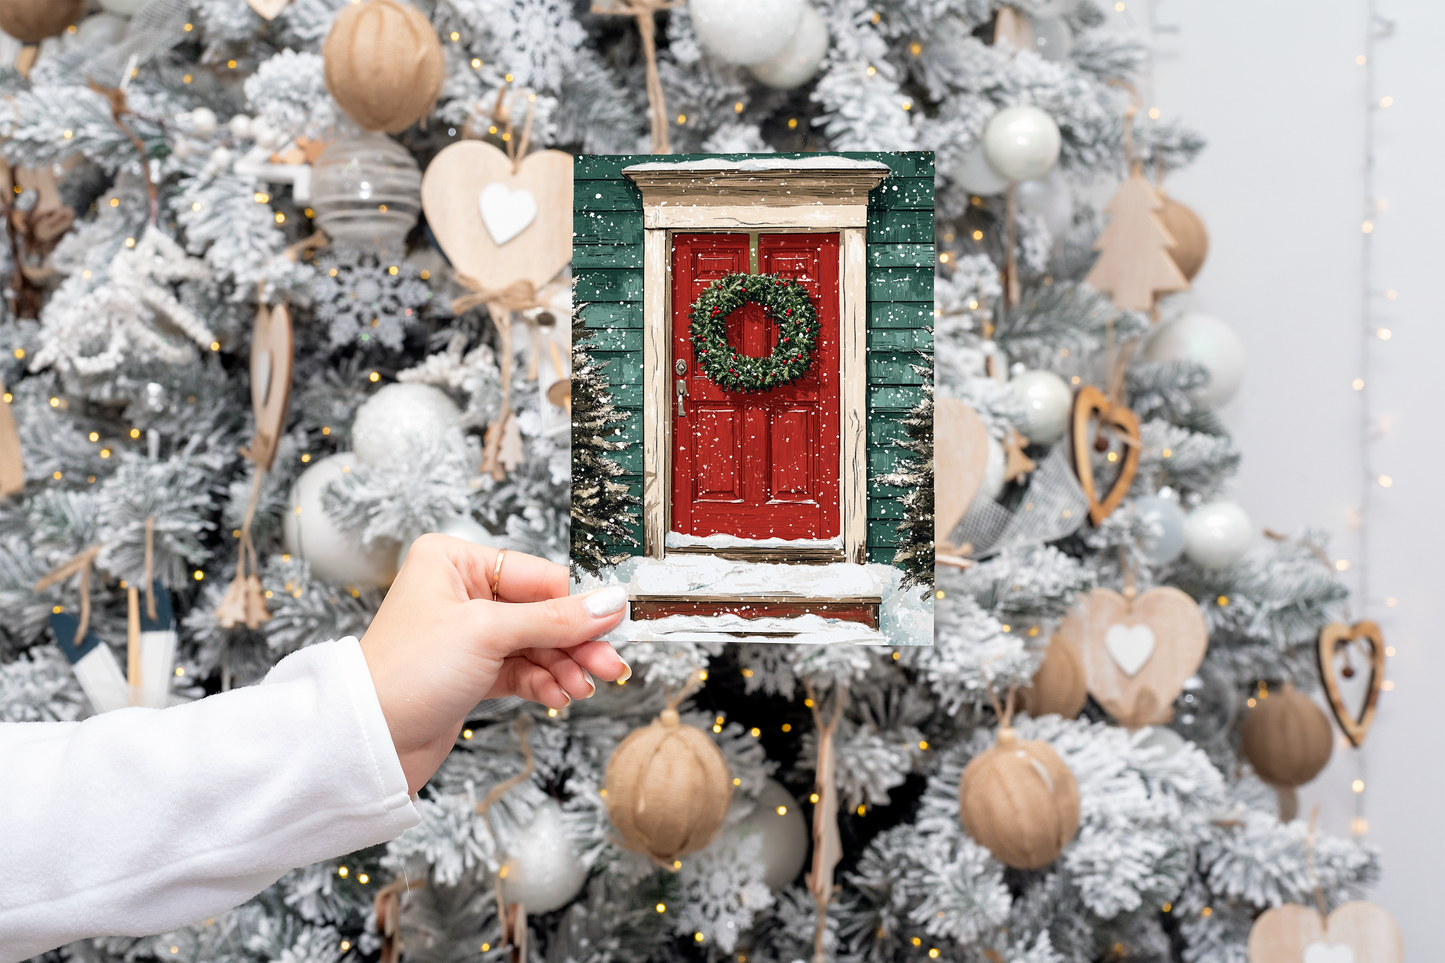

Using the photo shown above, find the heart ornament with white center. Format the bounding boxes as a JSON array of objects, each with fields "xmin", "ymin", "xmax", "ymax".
[
  {"xmin": 421, "ymin": 140, "xmax": 572, "ymax": 294},
  {"xmin": 1248, "ymin": 901, "xmax": 1402, "ymax": 963},
  {"xmin": 1057, "ymin": 586, "xmax": 1207, "ymax": 728}
]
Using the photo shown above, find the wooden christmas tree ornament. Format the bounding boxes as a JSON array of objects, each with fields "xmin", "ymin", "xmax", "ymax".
[
  {"xmin": 1157, "ymin": 194, "xmax": 1209, "ymax": 282},
  {"xmin": 1317, "ymin": 621, "xmax": 1386, "ymax": 747},
  {"xmin": 1060, "ymin": 586, "xmax": 1208, "ymax": 728},
  {"xmin": 605, "ymin": 694, "xmax": 733, "ymax": 865},
  {"xmin": 933, "ymin": 397, "xmax": 991, "ymax": 549},
  {"xmin": 1017, "ymin": 635, "xmax": 1088, "ymax": 719},
  {"xmin": 1071, "ymin": 385, "xmax": 1140, "ymax": 525},
  {"xmin": 1248, "ymin": 900, "xmax": 1403, "ymax": 963},
  {"xmin": 0, "ymin": 0, "xmax": 83, "ymax": 44},
  {"xmin": 322, "ymin": 0, "xmax": 445, "ymax": 133},
  {"xmin": 958, "ymin": 723, "xmax": 1080, "ymax": 870},
  {"xmin": 1083, "ymin": 171, "xmax": 1189, "ymax": 310},
  {"xmin": 1239, "ymin": 681, "xmax": 1333, "ymax": 788}
]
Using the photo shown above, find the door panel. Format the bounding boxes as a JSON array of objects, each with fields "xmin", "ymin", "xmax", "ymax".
[{"xmin": 670, "ymin": 232, "xmax": 840, "ymax": 540}]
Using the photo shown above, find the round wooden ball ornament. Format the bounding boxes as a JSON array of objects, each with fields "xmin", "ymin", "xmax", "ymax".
[
  {"xmin": 958, "ymin": 723, "xmax": 1080, "ymax": 869},
  {"xmin": 322, "ymin": 0, "xmax": 445, "ymax": 134},
  {"xmin": 605, "ymin": 696, "xmax": 733, "ymax": 866},
  {"xmin": 1017, "ymin": 635, "xmax": 1088, "ymax": 719},
  {"xmin": 1239, "ymin": 681, "xmax": 1333, "ymax": 788},
  {"xmin": 1157, "ymin": 194, "xmax": 1209, "ymax": 281},
  {"xmin": 0, "ymin": 0, "xmax": 84, "ymax": 43}
]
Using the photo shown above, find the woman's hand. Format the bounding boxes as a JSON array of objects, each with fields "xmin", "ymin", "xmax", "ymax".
[{"xmin": 359, "ymin": 534, "xmax": 629, "ymax": 794}]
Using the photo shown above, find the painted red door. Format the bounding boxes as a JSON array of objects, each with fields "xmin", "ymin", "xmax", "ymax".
[{"xmin": 670, "ymin": 232, "xmax": 840, "ymax": 541}]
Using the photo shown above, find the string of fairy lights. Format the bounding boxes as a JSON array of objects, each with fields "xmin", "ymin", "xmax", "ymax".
[{"xmin": 1345, "ymin": 0, "xmax": 1400, "ymax": 840}]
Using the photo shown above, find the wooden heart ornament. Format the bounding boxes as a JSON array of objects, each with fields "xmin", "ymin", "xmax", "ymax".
[
  {"xmin": 934, "ymin": 398, "xmax": 991, "ymax": 548},
  {"xmin": 421, "ymin": 141, "xmax": 571, "ymax": 293},
  {"xmin": 242, "ymin": 303, "xmax": 294, "ymax": 471},
  {"xmin": 1247, "ymin": 901, "xmax": 1403, "ymax": 963},
  {"xmin": 1071, "ymin": 385, "xmax": 1140, "ymax": 525},
  {"xmin": 247, "ymin": 0, "xmax": 292, "ymax": 18},
  {"xmin": 1317, "ymin": 621, "xmax": 1386, "ymax": 747},
  {"xmin": 1059, "ymin": 586, "xmax": 1207, "ymax": 728}
]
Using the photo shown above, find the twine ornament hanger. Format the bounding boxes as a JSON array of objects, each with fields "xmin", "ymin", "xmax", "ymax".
[
  {"xmin": 34, "ymin": 544, "xmax": 105, "ymax": 646},
  {"xmin": 802, "ymin": 677, "xmax": 848, "ymax": 963},
  {"xmin": 590, "ymin": 0, "xmax": 682, "ymax": 153}
]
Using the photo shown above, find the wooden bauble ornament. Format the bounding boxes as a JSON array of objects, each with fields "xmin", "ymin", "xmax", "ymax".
[
  {"xmin": 1317, "ymin": 621, "xmax": 1386, "ymax": 747},
  {"xmin": 1018, "ymin": 635, "xmax": 1088, "ymax": 719},
  {"xmin": 958, "ymin": 727, "xmax": 1079, "ymax": 869},
  {"xmin": 0, "ymin": 0, "xmax": 83, "ymax": 43},
  {"xmin": 1157, "ymin": 195, "xmax": 1209, "ymax": 282},
  {"xmin": 1071, "ymin": 385, "xmax": 1140, "ymax": 525},
  {"xmin": 322, "ymin": 0, "xmax": 445, "ymax": 134},
  {"xmin": 1248, "ymin": 901, "xmax": 1403, "ymax": 963},
  {"xmin": 1239, "ymin": 681, "xmax": 1333, "ymax": 788},
  {"xmin": 1061, "ymin": 587, "xmax": 1208, "ymax": 728},
  {"xmin": 421, "ymin": 141, "xmax": 572, "ymax": 294},
  {"xmin": 1083, "ymin": 172, "xmax": 1189, "ymax": 310},
  {"xmin": 604, "ymin": 707, "xmax": 733, "ymax": 865},
  {"xmin": 934, "ymin": 397, "xmax": 990, "ymax": 546}
]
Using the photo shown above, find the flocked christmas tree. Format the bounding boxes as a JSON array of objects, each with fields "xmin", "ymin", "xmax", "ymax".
[{"xmin": 0, "ymin": 1, "xmax": 1379, "ymax": 962}]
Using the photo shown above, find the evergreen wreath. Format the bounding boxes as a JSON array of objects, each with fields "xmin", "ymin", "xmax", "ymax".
[{"xmin": 687, "ymin": 272, "xmax": 820, "ymax": 393}]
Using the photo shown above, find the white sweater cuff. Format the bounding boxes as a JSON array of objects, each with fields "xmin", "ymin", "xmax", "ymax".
[{"xmin": 0, "ymin": 636, "xmax": 419, "ymax": 961}]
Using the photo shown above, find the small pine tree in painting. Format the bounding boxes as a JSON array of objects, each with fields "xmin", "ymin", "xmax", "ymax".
[
  {"xmin": 879, "ymin": 352, "xmax": 934, "ymax": 595},
  {"xmin": 569, "ymin": 302, "xmax": 639, "ymax": 578}
]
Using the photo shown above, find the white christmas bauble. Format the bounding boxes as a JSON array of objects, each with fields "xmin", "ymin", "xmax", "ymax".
[
  {"xmin": 722, "ymin": 779, "xmax": 809, "ymax": 891},
  {"xmin": 351, "ymin": 383, "xmax": 461, "ymax": 465},
  {"xmin": 1009, "ymin": 369, "xmax": 1072, "ymax": 444},
  {"xmin": 208, "ymin": 146, "xmax": 233, "ymax": 170},
  {"xmin": 282, "ymin": 453, "xmax": 401, "ymax": 587},
  {"xmin": 982, "ymin": 105, "xmax": 1062, "ymax": 182},
  {"xmin": 952, "ymin": 144, "xmax": 1010, "ymax": 195},
  {"xmin": 1015, "ymin": 168, "xmax": 1072, "ymax": 243},
  {"xmin": 98, "ymin": 0, "xmax": 146, "ymax": 14},
  {"xmin": 1137, "ymin": 724, "xmax": 1187, "ymax": 759},
  {"xmin": 1031, "ymin": 17, "xmax": 1073, "ymax": 62},
  {"xmin": 75, "ymin": 13, "xmax": 129, "ymax": 46},
  {"xmin": 396, "ymin": 513, "xmax": 491, "ymax": 570},
  {"xmin": 1133, "ymin": 495, "xmax": 1186, "ymax": 564},
  {"xmin": 249, "ymin": 116, "xmax": 280, "ymax": 150},
  {"xmin": 1182, "ymin": 500, "xmax": 1252, "ymax": 569},
  {"xmin": 228, "ymin": 114, "xmax": 253, "ymax": 139},
  {"xmin": 690, "ymin": 0, "xmax": 803, "ymax": 65},
  {"xmin": 746, "ymin": 3, "xmax": 828, "ymax": 89},
  {"xmin": 970, "ymin": 434, "xmax": 1007, "ymax": 508},
  {"xmin": 500, "ymin": 800, "xmax": 589, "ymax": 914},
  {"xmin": 171, "ymin": 139, "xmax": 195, "ymax": 159},
  {"xmin": 187, "ymin": 107, "xmax": 218, "ymax": 138},
  {"xmin": 1142, "ymin": 313, "xmax": 1245, "ymax": 408}
]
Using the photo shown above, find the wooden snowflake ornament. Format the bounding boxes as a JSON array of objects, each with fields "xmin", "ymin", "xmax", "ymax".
[{"xmin": 1084, "ymin": 172, "xmax": 1190, "ymax": 311}]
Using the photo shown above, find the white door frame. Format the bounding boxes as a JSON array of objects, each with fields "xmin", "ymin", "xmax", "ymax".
[{"xmin": 623, "ymin": 159, "xmax": 890, "ymax": 565}]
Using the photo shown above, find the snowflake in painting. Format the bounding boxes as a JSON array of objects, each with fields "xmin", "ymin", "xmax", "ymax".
[{"xmin": 311, "ymin": 246, "xmax": 431, "ymax": 351}]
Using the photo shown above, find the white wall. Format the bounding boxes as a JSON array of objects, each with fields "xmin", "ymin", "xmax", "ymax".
[{"xmin": 1143, "ymin": 0, "xmax": 1445, "ymax": 951}]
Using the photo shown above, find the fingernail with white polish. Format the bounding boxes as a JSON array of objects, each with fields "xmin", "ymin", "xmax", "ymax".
[
  {"xmin": 584, "ymin": 586, "xmax": 628, "ymax": 617},
  {"xmin": 617, "ymin": 659, "xmax": 632, "ymax": 682},
  {"xmin": 584, "ymin": 672, "xmax": 597, "ymax": 698}
]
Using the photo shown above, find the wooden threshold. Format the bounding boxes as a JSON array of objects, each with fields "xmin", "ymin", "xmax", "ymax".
[
  {"xmin": 629, "ymin": 594, "xmax": 880, "ymax": 629},
  {"xmin": 666, "ymin": 546, "xmax": 846, "ymax": 565}
]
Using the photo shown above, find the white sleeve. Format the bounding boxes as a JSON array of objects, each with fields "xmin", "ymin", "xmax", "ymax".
[{"xmin": 0, "ymin": 636, "xmax": 420, "ymax": 962}]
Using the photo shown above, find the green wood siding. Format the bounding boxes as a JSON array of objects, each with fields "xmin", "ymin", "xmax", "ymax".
[{"xmin": 573, "ymin": 151, "xmax": 934, "ymax": 563}]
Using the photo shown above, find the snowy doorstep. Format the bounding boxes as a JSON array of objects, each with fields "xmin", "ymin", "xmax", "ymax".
[
  {"xmin": 664, "ymin": 531, "xmax": 844, "ymax": 550},
  {"xmin": 575, "ymin": 555, "xmax": 933, "ymax": 646}
]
